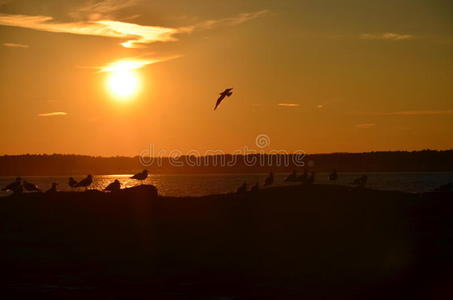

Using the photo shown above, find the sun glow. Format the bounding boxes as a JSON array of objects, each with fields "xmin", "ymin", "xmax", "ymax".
[{"xmin": 105, "ymin": 60, "xmax": 143, "ymax": 101}]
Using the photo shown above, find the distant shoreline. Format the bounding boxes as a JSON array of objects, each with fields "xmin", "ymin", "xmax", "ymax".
[{"xmin": 1, "ymin": 150, "xmax": 453, "ymax": 175}]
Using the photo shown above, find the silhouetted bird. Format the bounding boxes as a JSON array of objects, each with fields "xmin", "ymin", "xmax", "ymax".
[
  {"xmin": 105, "ymin": 179, "xmax": 121, "ymax": 192},
  {"xmin": 46, "ymin": 182, "xmax": 58, "ymax": 193},
  {"xmin": 68, "ymin": 177, "xmax": 78, "ymax": 188},
  {"xmin": 285, "ymin": 170, "xmax": 298, "ymax": 182},
  {"xmin": 352, "ymin": 175, "xmax": 368, "ymax": 188},
  {"xmin": 23, "ymin": 180, "xmax": 41, "ymax": 192},
  {"xmin": 75, "ymin": 175, "xmax": 93, "ymax": 190},
  {"xmin": 329, "ymin": 170, "xmax": 338, "ymax": 181},
  {"xmin": 236, "ymin": 182, "xmax": 248, "ymax": 194},
  {"xmin": 251, "ymin": 182, "xmax": 260, "ymax": 192},
  {"xmin": 214, "ymin": 88, "xmax": 233, "ymax": 110},
  {"xmin": 308, "ymin": 172, "xmax": 316, "ymax": 184},
  {"xmin": 131, "ymin": 170, "xmax": 148, "ymax": 184},
  {"xmin": 2, "ymin": 177, "xmax": 23, "ymax": 194},
  {"xmin": 299, "ymin": 170, "xmax": 310, "ymax": 185},
  {"xmin": 434, "ymin": 180, "xmax": 452, "ymax": 192},
  {"xmin": 264, "ymin": 172, "xmax": 274, "ymax": 187}
]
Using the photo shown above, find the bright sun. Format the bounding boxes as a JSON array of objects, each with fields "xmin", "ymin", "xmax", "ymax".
[{"xmin": 105, "ymin": 60, "xmax": 142, "ymax": 101}]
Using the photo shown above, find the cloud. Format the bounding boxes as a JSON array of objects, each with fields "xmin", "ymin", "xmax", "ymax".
[
  {"xmin": 69, "ymin": 0, "xmax": 139, "ymax": 21},
  {"xmin": 278, "ymin": 103, "xmax": 300, "ymax": 107},
  {"xmin": 38, "ymin": 112, "xmax": 68, "ymax": 117},
  {"xmin": 185, "ymin": 10, "xmax": 269, "ymax": 31},
  {"xmin": 3, "ymin": 42, "xmax": 29, "ymax": 48},
  {"xmin": 360, "ymin": 33, "xmax": 414, "ymax": 41},
  {"xmin": 0, "ymin": 10, "xmax": 268, "ymax": 48},
  {"xmin": 377, "ymin": 110, "xmax": 453, "ymax": 116},
  {"xmin": 0, "ymin": 14, "xmax": 178, "ymax": 48},
  {"xmin": 365, "ymin": 109, "xmax": 453, "ymax": 116},
  {"xmin": 356, "ymin": 123, "xmax": 376, "ymax": 129},
  {"xmin": 98, "ymin": 55, "xmax": 181, "ymax": 72}
]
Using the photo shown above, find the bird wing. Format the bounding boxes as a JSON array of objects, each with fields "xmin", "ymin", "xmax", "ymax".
[{"xmin": 214, "ymin": 94, "xmax": 226, "ymax": 110}]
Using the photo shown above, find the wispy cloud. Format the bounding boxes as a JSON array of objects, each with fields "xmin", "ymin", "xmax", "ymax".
[
  {"xmin": 356, "ymin": 123, "xmax": 376, "ymax": 129},
  {"xmin": 0, "ymin": 9, "xmax": 268, "ymax": 48},
  {"xmin": 380, "ymin": 110, "xmax": 453, "ymax": 116},
  {"xmin": 0, "ymin": 14, "xmax": 178, "ymax": 48},
  {"xmin": 3, "ymin": 42, "xmax": 29, "ymax": 48},
  {"xmin": 185, "ymin": 10, "xmax": 269, "ymax": 31},
  {"xmin": 69, "ymin": 0, "xmax": 139, "ymax": 21},
  {"xmin": 278, "ymin": 103, "xmax": 300, "ymax": 107},
  {"xmin": 38, "ymin": 112, "xmax": 68, "ymax": 117},
  {"xmin": 98, "ymin": 55, "xmax": 181, "ymax": 72},
  {"xmin": 360, "ymin": 33, "xmax": 414, "ymax": 41}
]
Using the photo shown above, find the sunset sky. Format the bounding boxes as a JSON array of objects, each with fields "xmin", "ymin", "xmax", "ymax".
[{"xmin": 0, "ymin": 0, "xmax": 452, "ymax": 156}]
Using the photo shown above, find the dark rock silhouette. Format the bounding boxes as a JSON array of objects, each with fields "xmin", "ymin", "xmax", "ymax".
[
  {"xmin": 434, "ymin": 180, "xmax": 452, "ymax": 192},
  {"xmin": 0, "ymin": 184, "xmax": 450, "ymax": 299},
  {"xmin": 131, "ymin": 170, "xmax": 148, "ymax": 184},
  {"xmin": 2, "ymin": 177, "xmax": 22, "ymax": 193},
  {"xmin": 23, "ymin": 180, "xmax": 40, "ymax": 192},
  {"xmin": 105, "ymin": 179, "xmax": 121, "ymax": 192},
  {"xmin": 214, "ymin": 88, "xmax": 233, "ymax": 110},
  {"xmin": 251, "ymin": 182, "xmax": 260, "ymax": 192}
]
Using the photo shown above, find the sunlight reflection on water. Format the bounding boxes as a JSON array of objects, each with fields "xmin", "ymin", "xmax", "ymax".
[{"xmin": 0, "ymin": 172, "xmax": 452, "ymax": 197}]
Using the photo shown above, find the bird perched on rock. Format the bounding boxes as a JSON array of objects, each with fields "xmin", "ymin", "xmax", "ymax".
[
  {"xmin": 23, "ymin": 180, "xmax": 41, "ymax": 192},
  {"xmin": 285, "ymin": 170, "xmax": 298, "ymax": 182},
  {"xmin": 214, "ymin": 88, "xmax": 233, "ymax": 110},
  {"xmin": 328, "ymin": 170, "xmax": 338, "ymax": 181},
  {"xmin": 68, "ymin": 177, "xmax": 78, "ymax": 189},
  {"xmin": 105, "ymin": 179, "xmax": 121, "ymax": 192},
  {"xmin": 2, "ymin": 177, "xmax": 23, "ymax": 194},
  {"xmin": 236, "ymin": 182, "xmax": 248, "ymax": 194},
  {"xmin": 352, "ymin": 175, "xmax": 368, "ymax": 189},
  {"xmin": 264, "ymin": 172, "xmax": 274, "ymax": 187},
  {"xmin": 75, "ymin": 175, "xmax": 93, "ymax": 190},
  {"xmin": 131, "ymin": 170, "xmax": 148, "ymax": 184},
  {"xmin": 46, "ymin": 182, "xmax": 58, "ymax": 193}
]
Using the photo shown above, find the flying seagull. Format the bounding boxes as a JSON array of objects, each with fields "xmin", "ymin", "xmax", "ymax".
[{"xmin": 214, "ymin": 88, "xmax": 233, "ymax": 110}]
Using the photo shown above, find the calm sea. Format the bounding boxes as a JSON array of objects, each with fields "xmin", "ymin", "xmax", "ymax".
[{"xmin": 1, "ymin": 172, "xmax": 452, "ymax": 197}]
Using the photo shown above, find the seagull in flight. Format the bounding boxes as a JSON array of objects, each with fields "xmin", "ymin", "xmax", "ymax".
[{"xmin": 214, "ymin": 88, "xmax": 233, "ymax": 110}]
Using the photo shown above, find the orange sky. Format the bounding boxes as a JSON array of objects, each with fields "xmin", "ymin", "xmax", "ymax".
[{"xmin": 0, "ymin": 0, "xmax": 452, "ymax": 156}]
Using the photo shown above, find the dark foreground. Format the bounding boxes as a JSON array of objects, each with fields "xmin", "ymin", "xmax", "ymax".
[{"xmin": 0, "ymin": 185, "xmax": 452, "ymax": 299}]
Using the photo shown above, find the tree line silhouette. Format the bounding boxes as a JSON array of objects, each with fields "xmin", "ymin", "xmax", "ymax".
[{"xmin": 0, "ymin": 150, "xmax": 452, "ymax": 176}]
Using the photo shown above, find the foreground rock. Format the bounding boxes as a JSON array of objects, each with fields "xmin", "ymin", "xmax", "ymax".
[{"xmin": 0, "ymin": 184, "xmax": 451, "ymax": 299}]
